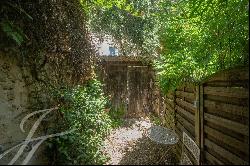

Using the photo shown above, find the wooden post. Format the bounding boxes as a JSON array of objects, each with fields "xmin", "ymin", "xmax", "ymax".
[
  {"xmin": 195, "ymin": 85, "xmax": 200, "ymax": 144},
  {"xmin": 173, "ymin": 88, "xmax": 177, "ymax": 129},
  {"xmin": 183, "ymin": 86, "xmax": 185, "ymax": 102},
  {"xmin": 173, "ymin": 88, "xmax": 178, "ymax": 159},
  {"xmin": 195, "ymin": 85, "xmax": 201, "ymax": 164},
  {"xmin": 199, "ymin": 84, "xmax": 204, "ymax": 164}
]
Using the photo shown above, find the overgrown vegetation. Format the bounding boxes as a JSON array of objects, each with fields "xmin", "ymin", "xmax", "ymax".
[
  {"xmin": 155, "ymin": 0, "xmax": 249, "ymax": 93},
  {"xmin": 108, "ymin": 104, "xmax": 126, "ymax": 128},
  {"xmin": 48, "ymin": 79, "xmax": 113, "ymax": 165},
  {"xmin": 1, "ymin": 0, "xmax": 95, "ymax": 86},
  {"xmin": 1, "ymin": 1, "xmax": 113, "ymax": 165},
  {"xmin": 82, "ymin": 0, "xmax": 249, "ymax": 93},
  {"xmin": 0, "ymin": 0, "xmax": 248, "ymax": 164},
  {"xmin": 149, "ymin": 114, "xmax": 163, "ymax": 126},
  {"xmin": 0, "ymin": 1, "xmax": 31, "ymax": 47},
  {"xmin": 2, "ymin": 0, "xmax": 248, "ymax": 93},
  {"xmin": 81, "ymin": 0, "xmax": 160, "ymax": 56}
]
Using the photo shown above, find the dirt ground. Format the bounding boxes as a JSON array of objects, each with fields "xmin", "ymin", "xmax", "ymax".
[{"xmin": 101, "ymin": 117, "xmax": 178, "ymax": 165}]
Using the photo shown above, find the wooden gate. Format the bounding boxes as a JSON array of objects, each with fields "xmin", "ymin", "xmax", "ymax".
[{"xmin": 99, "ymin": 56, "xmax": 163, "ymax": 118}]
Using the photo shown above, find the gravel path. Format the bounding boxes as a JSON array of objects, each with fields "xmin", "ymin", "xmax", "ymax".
[{"xmin": 102, "ymin": 117, "xmax": 177, "ymax": 165}]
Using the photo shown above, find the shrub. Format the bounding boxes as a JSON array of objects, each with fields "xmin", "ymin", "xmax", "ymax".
[
  {"xmin": 108, "ymin": 104, "xmax": 126, "ymax": 128},
  {"xmin": 50, "ymin": 79, "xmax": 112, "ymax": 165}
]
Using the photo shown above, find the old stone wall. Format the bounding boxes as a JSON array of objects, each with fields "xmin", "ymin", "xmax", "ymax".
[
  {"xmin": 0, "ymin": 52, "xmax": 50, "ymax": 165},
  {"xmin": 0, "ymin": 0, "xmax": 94, "ymax": 164}
]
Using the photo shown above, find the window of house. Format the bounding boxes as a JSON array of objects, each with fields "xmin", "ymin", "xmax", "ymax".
[{"xmin": 109, "ymin": 46, "xmax": 116, "ymax": 56}]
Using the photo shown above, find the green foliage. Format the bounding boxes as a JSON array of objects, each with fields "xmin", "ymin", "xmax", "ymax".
[
  {"xmin": 149, "ymin": 114, "xmax": 163, "ymax": 126},
  {"xmin": 50, "ymin": 79, "xmax": 112, "ymax": 165},
  {"xmin": 0, "ymin": 1, "xmax": 32, "ymax": 46},
  {"xmin": 81, "ymin": 0, "xmax": 161, "ymax": 56},
  {"xmin": 0, "ymin": 20, "xmax": 25, "ymax": 46},
  {"xmin": 108, "ymin": 104, "xmax": 126, "ymax": 128},
  {"xmin": 82, "ymin": 0, "xmax": 248, "ymax": 93},
  {"xmin": 155, "ymin": 0, "xmax": 249, "ymax": 93}
]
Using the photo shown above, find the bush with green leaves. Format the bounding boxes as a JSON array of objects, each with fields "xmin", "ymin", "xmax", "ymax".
[
  {"xmin": 50, "ymin": 79, "xmax": 112, "ymax": 165},
  {"xmin": 108, "ymin": 104, "xmax": 126, "ymax": 128}
]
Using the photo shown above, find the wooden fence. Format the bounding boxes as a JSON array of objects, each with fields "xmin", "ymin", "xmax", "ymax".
[{"xmin": 163, "ymin": 67, "xmax": 249, "ymax": 165}]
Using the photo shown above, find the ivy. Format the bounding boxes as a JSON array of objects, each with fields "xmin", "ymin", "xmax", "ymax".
[
  {"xmin": 81, "ymin": 0, "xmax": 161, "ymax": 56},
  {"xmin": 48, "ymin": 79, "xmax": 113, "ymax": 165}
]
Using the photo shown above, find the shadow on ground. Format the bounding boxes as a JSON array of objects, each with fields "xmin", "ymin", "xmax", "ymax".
[{"xmin": 118, "ymin": 135, "xmax": 178, "ymax": 165}]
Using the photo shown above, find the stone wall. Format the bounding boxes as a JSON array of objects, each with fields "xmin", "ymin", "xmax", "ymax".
[
  {"xmin": 0, "ymin": 52, "xmax": 49, "ymax": 165},
  {"xmin": 0, "ymin": 0, "xmax": 94, "ymax": 164}
]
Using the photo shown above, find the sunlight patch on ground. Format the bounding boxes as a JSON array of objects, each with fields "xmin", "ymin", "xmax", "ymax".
[{"xmin": 102, "ymin": 117, "xmax": 152, "ymax": 165}]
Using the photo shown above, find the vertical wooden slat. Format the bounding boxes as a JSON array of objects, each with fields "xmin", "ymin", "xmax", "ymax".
[
  {"xmin": 173, "ymin": 89, "xmax": 177, "ymax": 132},
  {"xmin": 173, "ymin": 88, "xmax": 178, "ymax": 159},
  {"xmin": 183, "ymin": 86, "xmax": 185, "ymax": 101},
  {"xmin": 195, "ymin": 86, "xmax": 200, "ymax": 149},
  {"xmin": 199, "ymin": 84, "xmax": 204, "ymax": 164}
]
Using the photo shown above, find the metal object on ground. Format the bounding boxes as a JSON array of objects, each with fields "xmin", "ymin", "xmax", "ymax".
[
  {"xmin": 147, "ymin": 126, "xmax": 179, "ymax": 145},
  {"xmin": 182, "ymin": 132, "xmax": 200, "ymax": 164}
]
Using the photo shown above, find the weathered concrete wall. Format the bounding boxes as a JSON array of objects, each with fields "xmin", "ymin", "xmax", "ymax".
[{"xmin": 0, "ymin": 53, "xmax": 49, "ymax": 165}]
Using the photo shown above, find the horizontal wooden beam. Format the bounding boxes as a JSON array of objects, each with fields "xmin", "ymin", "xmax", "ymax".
[
  {"xmin": 204, "ymin": 100, "xmax": 249, "ymax": 118},
  {"xmin": 205, "ymin": 81, "xmax": 249, "ymax": 88},
  {"xmin": 205, "ymin": 138, "xmax": 248, "ymax": 165},
  {"xmin": 176, "ymin": 114, "xmax": 195, "ymax": 138},
  {"xmin": 204, "ymin": 113, "xmax": 249, "ymax": 136},
  {"xmin": 176, "ymin": 90, "xmax": 196, "ymax": 101},
  {"xmin": 204, "ymin": 86, "xmax": 249, "ymax": 98},
  {"xmin": 176, "ymin": 98, "xmax": 196, "ymax": 112},
  {"xmin": 176, "ymin": 105, "xmax": 195, "ymax": 124},
  {"xmin": 203, "ymin": 67, "xmax": 249, "ymax": 82},
  {"xmin": 205, "ymin": 151, "xmax": 224, "ymax": 165},
  {"xmin": 176, "ymin": 122, "xmax": 195, "ymax": 141},
  {"xmin": 205, "ymin": 94, "xmax": 249, "ymax": 106},
  {"xmin": 166, "ymin": 98, "xmax": 174, "ymax": 109},
  {"xmin": 204, "ymin": 126, "xmax": 249, "ymax": 154}
]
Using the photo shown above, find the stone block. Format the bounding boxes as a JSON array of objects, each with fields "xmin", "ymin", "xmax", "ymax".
[
  {"xmin": 7, "ymin": 90, "xmax": 15, "ymax": 101},
  {"xmin": 0, "ymin": 72, "xmax": 8, "ymax": 82},
  {"xmin": 2, "ymin": 83, "xmax": 14, "ymax": 90}
]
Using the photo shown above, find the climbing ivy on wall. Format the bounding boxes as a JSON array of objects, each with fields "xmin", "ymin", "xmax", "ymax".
[
  {"xmin": 1, "ymin": 1, "xmax": 109, "ymax": 165},
  {"xmin": 81, "ymin": 0, "xmax": 161, "ymax": 57},
  {"xmin": 0, "ymin": 1, "xmax": 32, "ymax": 47},
  {"xmin": 0, "ymin": 0, "xmax": 95, "ymax": 86}
]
